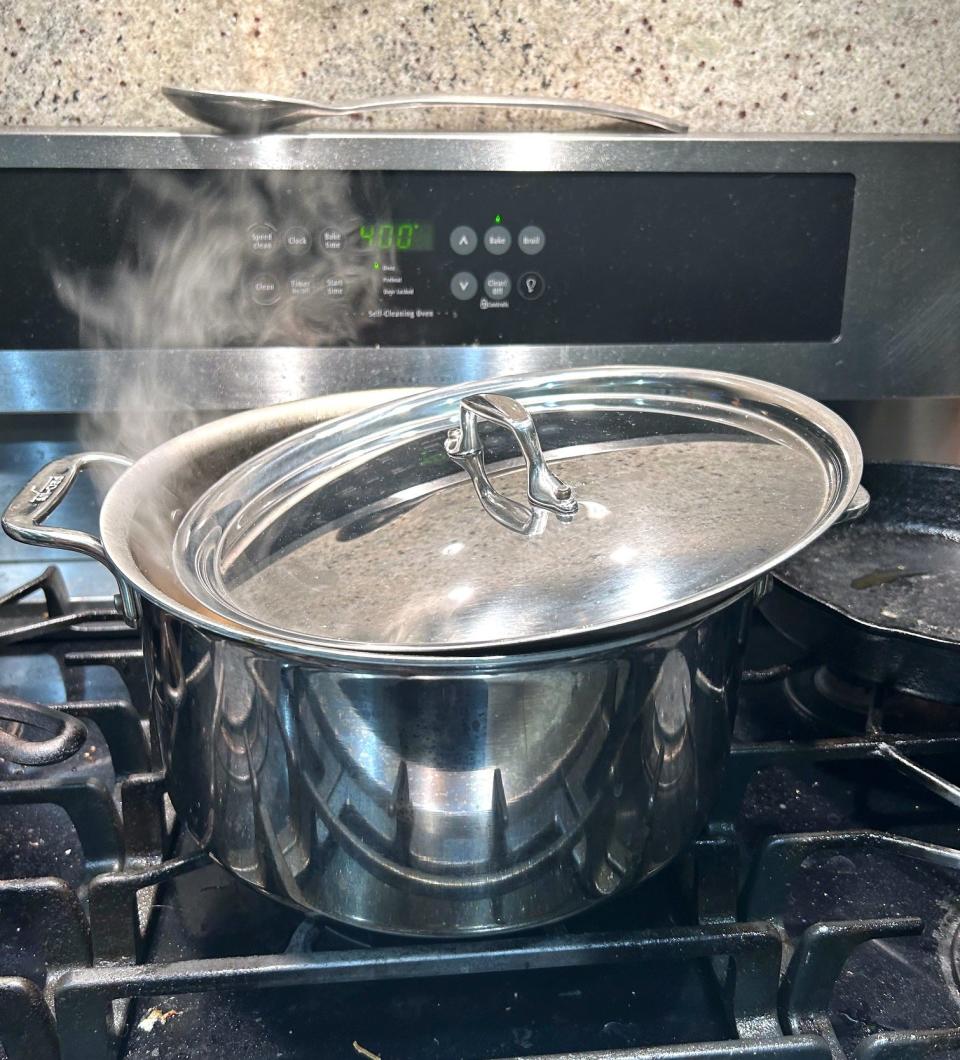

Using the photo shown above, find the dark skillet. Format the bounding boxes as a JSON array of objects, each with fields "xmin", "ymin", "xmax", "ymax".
[{"xmin": 761, "ymin": 462, "xmax": 960, "ymax": 703}]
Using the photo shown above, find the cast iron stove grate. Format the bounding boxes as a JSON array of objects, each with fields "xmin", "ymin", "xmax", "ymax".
[{"xmin": 0, "ymin": 568, "xmax": 959, "ymax": 1059}]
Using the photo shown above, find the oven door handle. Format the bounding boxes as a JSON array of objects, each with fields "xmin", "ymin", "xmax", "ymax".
[{"xmin": 1, "ymin": 452, "xmax": 139, "ymax": 624}]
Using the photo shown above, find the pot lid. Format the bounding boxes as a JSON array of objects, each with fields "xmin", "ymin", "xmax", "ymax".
[{"xmin": 172, "ymin": 367, "xmax": 863, "ymax": 654}]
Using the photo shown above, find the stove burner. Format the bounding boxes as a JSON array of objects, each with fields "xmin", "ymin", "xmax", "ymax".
[{"xmin": 785, "ymin": 666, "xmax": 959, "ymax": 735}]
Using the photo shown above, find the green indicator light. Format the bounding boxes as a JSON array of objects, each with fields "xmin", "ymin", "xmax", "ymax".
[
  {"xmin": 373, "ymin": 261, "xmax": 380, "ymax": 270},
  {"xmin": 494, "ymin": 214, "xmax": 502, "ymax": 224}
]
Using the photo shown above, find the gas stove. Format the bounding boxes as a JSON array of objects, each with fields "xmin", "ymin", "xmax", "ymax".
[
  {"xmin": 0, "ymin": 127, "xmax": 959, "ymax": 1058},
  {"xmin": 0, "ymin": 565, "xmax": 958, "ymax": 1060}
]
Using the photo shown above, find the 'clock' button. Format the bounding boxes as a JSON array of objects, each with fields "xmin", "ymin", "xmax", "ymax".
[
  {"xmin": 483, "ymin": 226, "xmax": 512, "ymax": 255},
  {"xmin": 250, "ymin": 273, "xmax": 281, "ymax": 305},
  {"xmin": 517, "ymin": 271, "xmax": 545, "ymax": 300},
  {"xmin": 451, "ymin": 272, "xmax": 478, "ymax": 300},
  {"xmin": 285, "ymin": 226, "xmax": 311, "ymax": 254}
]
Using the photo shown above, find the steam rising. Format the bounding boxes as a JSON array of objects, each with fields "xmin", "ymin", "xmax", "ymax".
[{"xmin": 54, "ymin": 170, "xmax": 389, "ymax": 455}]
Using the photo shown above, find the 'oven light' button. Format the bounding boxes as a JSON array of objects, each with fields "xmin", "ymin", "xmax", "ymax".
[
  {"xmin": 518, "ymin": 225, "xmax": 545, "ymax": 255},
  {"xmin": 483, "ymin": 226, "xmax": 511, "ymax": 255},
  {"xmin": 248, "ymin": 223, "xmax": 277, "ymax": 253},
  {"xmin": 450, "ymin": 272, "xmax": 478, "ymax": 300},
  {"xmin": 517, "ymin": 271, "xmax": 545, "ymax": 300},
  {"xmin": 250, "ymin": 273, "xmax": 281, "ymax": 305},
  {"xmin": 285, "ymin": 226, "xmax": 311, "ymax": 254}
]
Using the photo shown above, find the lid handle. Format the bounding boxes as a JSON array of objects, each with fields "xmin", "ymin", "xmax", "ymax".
[{"xmin": 444, "ymin": 393, "xmax": 578, "ymax": 534}]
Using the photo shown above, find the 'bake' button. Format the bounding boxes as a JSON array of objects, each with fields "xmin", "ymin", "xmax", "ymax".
[
  {"xmin": 285, "ymin": 226, "xmax": 311, "ymax": 254},
  {"xmin": 321, "ymin": 228, "xmax": 343, "ymax": 251},
  {"xmin": 483, "ymin": 226, "xmax": 512, "ymax": 255},
  {"xmin": 248, "ymin": 223, "xmax": 277, "ymax": 253},
  {"xmin": 518, "ymin": 225, "xmax": 545, "ymax": 255},
  {"xmin": 250, "ymin": 273, "xmax": 281, "ymax": 305}
]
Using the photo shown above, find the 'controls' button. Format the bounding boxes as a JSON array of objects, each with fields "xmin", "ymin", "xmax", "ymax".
[
  {"xmin": 285, "ymin": 226, "xmax": 311, "ymax": 254},
  {"xmin": 250, "ymin": 273, "xmax": 281, "ymax": 305},
  {"xmin": 518, "ymin": 225, "xmax": 546, "ymax": 255},
  {"xmin": 484, "ymin": 271, "xmax": 511, "ymax": 300},
  {"xmin": 517, "ymin": 271, "xmax": 545, "ymax": 300},
  {"xmin": 289, "ymin": 273, "xmax": 314, "ymax": 297},
  {"xmin": 324, "ymin": 276, "xmax": 346, "ymax": 298},
  {"xmin": 321, "ymin": 227, "xmax": 343, "ymax": 251},
  {"xmin": 483, "ymin": 225, "xmax": 512, "ymax": 255},
  {"xmin": 450, "ymin": 225, "xmax": 478, "ymax": 255},
  {"xmin": 450, "ymin": 272, "xmax": 478, "ymax": 300},
  {"xmin": 248, "ymin": 223, "xmax": 277, "ymax": 253}
]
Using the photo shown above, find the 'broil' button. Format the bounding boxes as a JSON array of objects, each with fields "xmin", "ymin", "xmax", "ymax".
[
  {"xmin": 518, "ymin": 225, "xmax": 546, "ymax": 255},
  {"xmin": 250, "ymin": 273, "xmax": 281, "ymax": 305}
]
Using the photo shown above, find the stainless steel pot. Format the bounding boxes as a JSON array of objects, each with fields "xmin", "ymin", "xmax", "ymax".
[{"xmin": 2, "ymin": 368, "xmax": 864, "ymax": 936}]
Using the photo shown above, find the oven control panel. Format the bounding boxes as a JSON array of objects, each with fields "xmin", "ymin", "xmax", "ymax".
[{"xmin": 0, "ymin": 169, "xmax": 854, "ymax": 350}]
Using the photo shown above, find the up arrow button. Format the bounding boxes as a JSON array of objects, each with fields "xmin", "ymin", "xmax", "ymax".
[{"xmin": 449, "ymin": 226, "xmax": 478, "ymax": 255}]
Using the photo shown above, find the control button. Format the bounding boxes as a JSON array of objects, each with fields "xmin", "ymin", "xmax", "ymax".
[
  {"xmin": 289, "ymin": 273, "xmax": 314, "ymax": 297},
  {"xmin": 484, "ymin": 271, "xmax": 511, "ymax": 300},
  {"xmin": 284, "ymin": 226, "xmax": 311, "ymax": 254},
  {"xmin": 483, "ymin": 226, "xmax": 512, "ymax": 255},
  {"xmin": 518, "ymin": 225, "xmax": 546, "ymax": 255},
  {"xmin": 248, "ymin": 223, "xmax": 277, "ymax": 253},
  {"xmin": 517, "ymin": 271, "xmax": 545, "ymax": 300},
  {"xmin": 450, "ymin": 272, "xmax": 478, "ymax": 300},
  {"xmin": 250, "ymin": 273, "xmax": 281, "ymax": 305},
  {"xmin": 450, "ymin": 226, "xmax": 478, "ymax": 255},
  {"xmin": 321, "ymin": 227, "xmax": 343, "ymax": 251},
  {"xmin": 324, "ymin": 276, "xmax": 346, "ymax": 298}
]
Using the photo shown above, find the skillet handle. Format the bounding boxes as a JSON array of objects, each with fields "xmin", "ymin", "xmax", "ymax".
[{"xmin": 2, "ymin": 452, "xmax": 139, "ymax": 625}]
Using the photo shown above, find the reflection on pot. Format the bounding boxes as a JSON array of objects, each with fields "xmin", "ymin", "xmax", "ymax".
[{"xmin": 144, "ymin": 590, "xmax": 752, "ymax": 937}]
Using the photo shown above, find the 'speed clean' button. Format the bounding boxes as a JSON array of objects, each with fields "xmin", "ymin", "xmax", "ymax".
[
  {"xmin": 451, "ymin": 272, "xmax": 478, "ymax": 300},
  {"xmin": 248, "ymin": 223, "xmax": 277, "ymax": 253}
]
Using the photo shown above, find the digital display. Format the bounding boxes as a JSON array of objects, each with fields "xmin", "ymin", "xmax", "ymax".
[{"xmin": 358, "ymin": 221, "xmax": 434, "ymax": 251}]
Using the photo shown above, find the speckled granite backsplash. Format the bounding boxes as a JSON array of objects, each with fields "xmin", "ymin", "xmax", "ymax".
[{"xmin": 1, "ymin": 0, "xmax": 958, "ymax": 132}]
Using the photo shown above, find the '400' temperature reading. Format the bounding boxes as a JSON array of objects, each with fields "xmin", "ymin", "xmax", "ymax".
[{"xmin": 358, "ymin": 222, "xmax": 435, "ymax": 252}]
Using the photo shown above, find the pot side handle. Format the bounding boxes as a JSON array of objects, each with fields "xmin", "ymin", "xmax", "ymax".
[
  {"xmin": 1, "ymin": 451, "xmax": 139, "ymax": 624},
  {"xmin": 837, "ymin": 485, "xmax": 870, "ymax": 524}
]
